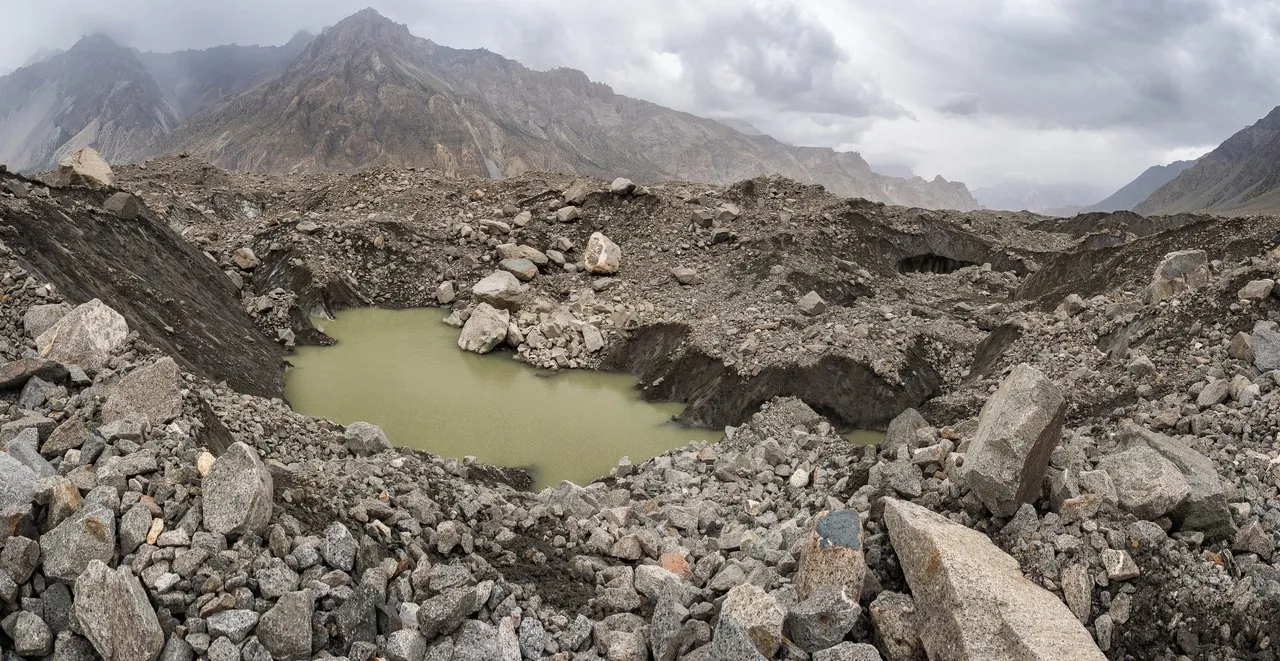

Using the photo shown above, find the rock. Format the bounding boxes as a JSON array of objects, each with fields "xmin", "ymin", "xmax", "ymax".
[
  {"xmin": 670, "ymin": 267, "xmax": 699, "ymax": 285},
  {"xmin": 794, "ymin": 509, "xmax": 865, "ymax": 601},
  {"xmin": 555, "ymin": 206, "xmax": 582, "ymax": 223},
  {"xmin": 257, "ymin": 590, "xmax": 314, "ymax": 661},
  {"xmin": 1118, "ymin": 423, "xmax": 1234, "ymax": 538},
  {"xmin": 0, "ymin": 452, "xmax": 38, "ymax": 513},
  {"xmin": 40, "ymin": 416, "xmax": 87, "ymax": 456},
  {"xmin": 0, "ymin": 536, "xmax": 39, "ymax": 584},
  {"xmin": 499, "ymin": 258, "xmax": 538, "ymax": 281},
  {"xmin": 581, "ymin": 324, "xmax": 605, "ymax": 353},
  {"xmin": 1126, "ymin": 355, "xmax": 1158, "ymax": 379},
  {"xmin": 960, "ymin": 363, "xmax": 1066, "ymax": 516},
  {"xmin": 3, "ymin": 611, "xmax": 53, "ymax": 656},
  {"xmin": 1101, "ymin": 549, "xmax": 1139, "ymax": 580},
  {"xmin": 1254, "ymin": 327, "xmax": 1280, "ymax": 372},
  {"xmin": 232, "ymin": 247, "xmax": 260, "ymax": 270},
  {"xmin": 417, "ymin": 584, "xmax": 485, "ymax": 640},
  {"xmin": 1196, "ymin": 378, "xmax": 1230, "ymax": 408},
  {"xmin": 1060, "ymin": 563, "xmax": 1092, "ymax": 623},
  {"xmin": 22, "ymin": 303, "xmax": 72, "ymax": 339},
  {"xmin": 458, "ymin": 303, "xmax": 510, "ymax": 354},
  {"xmin": 8, "ymin": 428, "xmax": 55, "ymax": 477},
  {"xmin": 385, "ymin": 629, "xmax": 427, "ymax": 661},
  {"xmin": 480, "ymin": 219, "xmax": 511, "ymax": 235},
  {"xmin": 40, "ymin": 503, "xmax": 115, "ymax": 582},
  {"xmin": 563, "ymin": 181, "xmax": 591, "ymax": 205},
  {"xmin": 202, "ymin": 441, "xmax": 274, "ymax": 536},
  {"xmin": 715, "ymin": 203, "xmax": 741, "ymax": 223},
  {"xmin": 436, "ymin": 281, "xmax": 457, "ymax": 304},
  {"xmin": 0, "ymin": 357, "xmax": 67, "ymax": 392},
  {"xmin": 796, "ymin": 291, "xmax": 827, "ymax": 316},
  {"xmin": 513, "ymin": 210, "xmax": 533, "ymax": 227},
  {"xmin": 585, "ymin": 232, "xmax": 622, "ymax": 274},
  {"xmin": 1233, "ymin": 518, "xmax": 1275, "ymax": 559},
  {"xmin": 344, "ymin": 421, "xmax": 392, "ymax": 456},
  {"xmin": 786, "ymin": 587, "xmax": 860, "ymax": 653},
  {"xmin": 324, "ymin": 522, "xmax": 357, "ymax": 571},
  {"xmin": 74, "ymin": 560, "xmax": 165, "ymax": 661},
  {"xmin": 102, "ymin": 357, "xmax": 184, "ymax": 424},
  {"xmin": 711, "ymin": 584, "xmax": 784, "ymax": 660},
  {"xmin": 1230, "ymin": 331, "xmax": 1255, "ymax": 362},
  {"xmin": 882, "ymin": 498, "xmax": 1106, "ymax": 660},
  {"xmin": 1240, "ymin": 278, "xmax": 1276, "ymax": 301},
  {"xmin": 1058, "ymin": 294, "xmax": 1087, "ymax": 316},
  {"xmin": 1097, "ymin": 445, "xmax": 1190, "ymax": 520},
  {"xmin": 691, "ymin": 208, "xmax": 715, "ymax": 227},
  {"xmin": 883, "ymin": 408, "xmax": 930, "ymax": 456},
  {"xmin": 497, "ymin": 244, "xmax": 549, "ymax": 266},
  {"xmin": 519, "ymin": 617, "xmax": 547, "ymax": 660},
  {"xmin": 451, "ymin": 619, "xmax": 503, "ymax": 661},
  {"xmin": 207, "ymin": 609, "xmax": 259, "ymax": 643},
  {"xmin": 472, "ymin": 271, "xmax": 525, "ymax": 310},
  {"xmin": 813, "ymin": 643, "xmax": 883, "ymax": 661},
  {"xmin": 52, "ymin": 147, "xmax": 114, "ymax": 187},
  {"xmin": 1147, "ymin": 249, "xmax": 1209, "ymax": 302},
  {"xmin": 35, "ymin": 299, "xmax": 129, "ymax": 371},
  {"xmin": 103, "ymin": 192, "xmax": 140, "ymax": 219},
  {"xmin": 609, "ymin": 177, "xmax": 636, "ymax": 194},
  {"xmin": 296, "ymin": 219, "xmax": 319, "ymax": 233},
  {"xmin": 868, "ymin": 591, "xmax": 921, "ymax": 661}
]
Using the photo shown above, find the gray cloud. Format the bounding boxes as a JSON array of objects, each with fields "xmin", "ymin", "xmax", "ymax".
[{"xmin": 1, "ymin": 0, "xmax": 1278, "ymax": 192}]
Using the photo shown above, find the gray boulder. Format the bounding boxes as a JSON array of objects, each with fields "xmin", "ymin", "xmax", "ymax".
[
  {"xmin": 3, "ymin": 610, "xmax": 53, "ymax": 656},
  {"xmin": 0, "ymin": 452, "xmax": 38, "ymax": 513},
  {"xmin": 323, "ymin": 522, "xmax": 357, "ymax": 571},
  {"xmin": 711, "ymin": 584, "xmax": 783, "ymax": 660},
  {"xmin": 7, "ymin": 428, "xmax": 55, "ymax": 477},
  {"xmin": 418, "ymin": 584, "xmax": 486, "ymax": 640},
  {"xmin": 202, "ymin": 442, "xmax": 273, "ymax": 536},
  {"xmin": 458, "ymin": 303, "xmax": 510, "ymax": 355},
  {"xmin": 499, "ymin": 258, "xmax": 538, "ymax": 282},
  {"xmin": 1147, "ymin": 249, "xmax": 1209, "ymax": 302},
  {"xmin": 0, "ymin": 357, "xmax": 69, "ymax": 390},
  {"xmin": 344, "ymin": 421, "xmax": 392, "ymax": 456},
  {"xmin": 1097, "ymin": 445, "xmax": 1190, "ymax": 520},
  {"xmin": 960, "ymin": 364, "xmax": 1066, "ymax": 516},
  {"xmin": 1255, "ymin": 327, "xmax": 1280, "ymax": 373},
  {"xmin": 813, "ymin": 643, "xmax": 884, "ymax": 661},
  {"xmin": 1118, "ymin": 423, "xmax": 1234, "ymax": 538},
  {"xmin": 794, "ymin": 509, "xmax": 865, "ymax": 601},
  {"xmin": 51, "ymin": 147, "xmax": 114, "ymax": 187},
  {"xmin": 35, "ymin": 299, "xmax": 129, "ymax": 371},
  {"xmin": 786, "ymin": 587, "xmax": 860, "ymax": 653},
  {"xmin": 103, "ymin": 192, "xmax": 141, "ymax": 219},
  {"xmin": 22, "ymin": 303, "xmax": 72, "ymax": 339},
  {"xmin": 102, "ymin": 357, "xmax": 185, "ymax": 424},
  {"xmin": 257, "ymin": 590, "xmax": 314, "ymax": 660},
  {"xmin": 883, "ymin": 498, "xmax": 1106, "ymax": 660},
  {"xmin": 41, "ymin": 503, "xmax": 116, "ymax": 582},
  {"xmin": 797, "ymin": 291, "xmax": 827, "ymax": 316},
  {"xmin": 882, "ymin": 408, "xmax": 929, "ymax": 456},
  {"xmin": 472, "ymin": 271, "xmax": 524, "ymax": 310},
  {"xmin": 74, "ymin": 560, "xmax": 165, "ymax": 661},
  {"xmin": 206, "ymin": 609, "xmax": 259, "ymax": 644}
]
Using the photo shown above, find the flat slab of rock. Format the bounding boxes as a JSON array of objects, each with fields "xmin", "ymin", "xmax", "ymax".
[
  {"xmin": 960, "ymin": 363, "xmax": 1066, "ymax": 516},
  {"xmin": 202, "ymin": 441, "xmax": 273, "ymax": 536},
  {"xmin": 35, "ymin": 299, "xmax": 129, "ymax": 371},
  {"xmin": 0, "ymin": 358, "xmax": 68, "ymax": 391},
  {"xmin": 40, "ymin": 503, "xmax": 116, "ymax": 582},
  {"xmin": 499, "ymin": 258, "xmax": 538, "ymax": 281},
  {"xmin": 883, "ymin": 498, "xmax": 1106, "ymax": 660},
  {"xmin": 1118, "ymin": 423, "xmax": 1233, "ymax": 538},
  {"xmin": 1097, "ymin": 444, "xmax": 1190, "ymax": 520},
  {"xmin": 102, "ymin": 357, "xmax": 184, "ymax": 424},
  {"xmin": 74, "ymin": 560, "xmax": 165, "ymax": 661}
]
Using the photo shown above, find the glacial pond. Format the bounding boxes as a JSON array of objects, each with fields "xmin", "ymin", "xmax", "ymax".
[{"xmin": 284, "ymin": 307, "xmax": 713, "ymax": 490}]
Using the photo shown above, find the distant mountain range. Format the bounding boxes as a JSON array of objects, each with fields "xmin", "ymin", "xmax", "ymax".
[
  {"xmin": 1136, "ymin": 106, "xmax": 1280, "ymax": 215},
  {"xmin": 1080, "ymin": 160, "xmax": 1196, "ymax": 213},
  {"xmin": 0, "ymin": 9, "xmax": 979, "ymax": 210},
  {"xmin": 973, "ymin": 182, "xmax": 1111, "ymax": 216}
]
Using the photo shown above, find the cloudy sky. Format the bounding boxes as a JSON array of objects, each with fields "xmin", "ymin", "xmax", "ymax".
[{"xmin": 2, "ymin": 0, "xmax": 1277, "ymax": 194}]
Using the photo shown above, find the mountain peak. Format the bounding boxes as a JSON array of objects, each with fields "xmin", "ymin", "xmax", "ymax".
[
  {"xmin": 311, "ymin": 8, "xmax": 413, "ymax": 55},
  {"xmin": 68, "ymin": 33, "xmax": 127, "ymax": 55}
]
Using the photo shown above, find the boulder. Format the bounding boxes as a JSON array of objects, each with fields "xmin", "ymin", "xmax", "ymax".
[
  {"xmin": 671, "ymin": 267, "xmax": 699, "ymax": 285},
  {"xmin": 1254, "ymin": 327, "xmax": 1280, "ymax": 372},
  {"xmin": 472, "ymin": 271, "xmax": 525, "ymax": 310},
  {"xmin": 563, "ymin": 180, "xmax": 591, "ymax": 205},
  {"xmin": 103, "ymin": 192, "xmax": 140, "ymax": 220},
  {"xmin": 797, "ymin": 291, "xmax": 827, "ymax": 316},
  {"xmin": 499, "ymin": 258, "xmax": 539, "ymax": 282},
  {"xmin": 74, "ymin": 560, "xmax": 165, "ymax": 661},
  {"xmin": 786, "ymin": 587, "xmax": 860, "ymax": 653},
  {"xmin": 51, "ymin": 147, "xmax": 114, "ymax": 187},
  {"xmin": 1147, "ymin": 249, "xmax": 1209, "ymax": 302},
  {"xmin": 883, "ymin": 498, "xmax": 1106, "ymax": 660},
  {"xmin": 436, "ymin": 281, "xmax": 457, "ymax": 305},
  {"xmin": 40, "ymin": 503, "xmax": 116, "ymax": 582},
  {"xmin": 232, "ymin": 247, "xmax": 260, "ymax": 270},
  {"xmin": 2, "ymin": 611, "xmax": 52, "ymax": 656},
  {"xmin": 1239, "ymin": 279, "xmax": 1276, "ymax": 301},
  {"xmin": 0, "ymin": 453, "xmax": 38, "ymax": 518},
  {"xmin": 581, "ymin": 324, "xmax": 605, "ymax": 353},
  {"xmin": 343, "ymin": 421, "xmax": 392, "ymax": 456},
  {"xmin": 417, "ymin": 584, "xmax": 486, "ymax": 640},
  {"xmin": 794, "ymin": 510, "xmax": 866, "ymax": 601},
  {"xmin": 555, "ymin": 206, "xmax": 582, "ymax": 223},
  {"xmin": 0, "ymin": 357, "xmax": 68, "ymax": 391},
  {"xmin": 1096, "ymin": 445, "xmax": 1190, "ymax": 520},
  {"xmin": 960, "ymin": 364, "xmax": 1067, "ymax": 516},
  {"xmin": 609, "ymin": 177, "xmax": 636, "ymax": 194},
  {"xmin": 1196, "ymin": 378, "xmax": 1230, "ymax": 408},
  {"xmin": 497, "ymin": 244, "xmax": 549, "ymax": 266},
  {"xmin": 715, "ymin": 203, "xmax": 741, "ymax": 223},
  {"xmin": 711, "ymin": 584, "xmax": 784, "ymax": 660},
  {"xmin": 882, "ymin": 408, "xmax": 930, "ymax": 456},
  {"xmin": 102, "ymin": 357, "xmax": 184, "ymax": 424},
  {"xmin": 1118, "ymin": 423, "xmax": 1234, "ymax": 538},
  {"xmin": 458, "ymin": 303, "xmax": 510, "ymax": 354},
  {"xmin": 868, "ymin": 591, "xmax": 921, "ymax": 660},
  {"xmin": 813, "ymin": 643, "xmax": 884, "ymax": 661},
  {"xmin": 22, "ymin": 303, "xmax": 72, "ymax": 339},
  {"xmin": 585, "ymin": 232, "xmax": 622, "ymax": 274},
  {"xmin": 202, "ymin": 441, "xmax": 273, "ymax": 536},
  {"xmin": 35, "ymin": 299, "xmax": 129, "ymax": 371}
]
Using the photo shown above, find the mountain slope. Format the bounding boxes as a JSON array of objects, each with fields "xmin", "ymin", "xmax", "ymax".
[
  {"xmin": 0, "ymin": 35, "xmax": 179, "ymax": 172},
  {"xmin": 157, "ymin": 9, "xmax": 978, "ymax": 209},
  {"xmin": 973, "ymin": 182, "xmax": 1109, "ymax": 216},
  {"xmin": 1082, "ymin": 160, "xmax": 1195, "ymax": 213},
  {"xmin": 1136, "ymin": 107, "xmax": 1280, "ymax": 215}
]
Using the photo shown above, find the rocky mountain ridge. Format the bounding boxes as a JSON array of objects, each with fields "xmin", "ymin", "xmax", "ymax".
[{"xmin": 1082, "ymin": 160, "xmax": 1196, "ymax": 213}]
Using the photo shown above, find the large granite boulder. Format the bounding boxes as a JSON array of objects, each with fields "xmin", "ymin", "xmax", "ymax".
[
  {"xmin": 458, "ymin": 303, "xmax": 510, "ymax": 354},
  {"xmin": 74, "ymin": 560, "xmax": 165, "ymax": 661},
  {"xmin": 202, "ymin": 442, "xmax": 273, "ymax": 536},
  {"xmin": 50, "ymin": 147, "xmax": 115, "ymax": 188},
  {"xmin": 102, "ymin": 357, "xmax": 185, "ymax": 425},
  {"xmin": 35, "ymin": 299, "xmax": 129, "ymax": 371}
]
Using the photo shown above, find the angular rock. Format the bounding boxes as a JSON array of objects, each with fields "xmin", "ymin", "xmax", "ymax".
[
  {"xmin": 22, "ymin": 303, "xmax": 73, "ymax": 339},
  {"xmin": 436, "ymin": 281, "xmax": 457, "ymax": 305},
  {"xmin": 609, "ymin": 177, "xmax": 636, "ymax": 194},
  {"xmin": 232, "ymin": 247, "xmax": 260, "ymax": 270},
  {"xmin": 869, "ymin": 591, "xmax": 921, "ymax": 661},
  {"xmin": 323, "ymin": 522, "xmax": 357, "ymax": 571},
  {"xmin": 794, "ymin": 509, "xmax": 865, "ymax": 601},
  {"xmin": 472, "ymin": 271, "xmax": 524, "ymax": 310},
  {"xmin": 1100, "ymin": 549, "xmax": 1139, "ymax": 581},
  {"xmin": 581, "ymin": 324, "xmax": 605, "ymax": 353},
  {"xmin": 40, "ymin": 503, "xmax": 115, "ymax": 582},
  {"xmin": 711, "ymin": 584, "xmax": 784, "ymax": 660},
  {"xmin": 344, "ymin": 421, "xmax": 392, "ymax": 456},
  {"xmin": 882, "ymin": 408, "xmax": 930, "ymax": 456},
  {"xmin": 74, "ymin": 560, "xmax": 165, "ymax": 661},
  {"xmin": 418, "ymin": 584, "xmax": 485, "ymax": 640},
  {"xmin": 202, "ymin": 441, "xmax": 273, "ymax": 536},
  {"xmin": 385, "ymin": 629, "xmax": 427, "ymax": 661},
  {"xmin": 102, "ymin": 357, "xmax": 184, "ymax": 424},
  {"xmin": 555, "ymin": 206, "xmax": 582, "ymax": 223},
  {"xmin": 0, "ymin": 536, "xmax": 40, "ymax": 584},
  {"xmin": 960, "ymin": 364, "xmax": 1066, "ymax": 516},
  {"xmin": 796, "ymin": 291, "xmax": 827, "ymax": 316},
  {"xmin": 499, "ymin": 258, "xmax": 538, "ymax": 281},
  {"xmin": 1147, "ymin": 249, "xmax": 1208, "ymax": 302},
  {"xmin": 35, "ymin": 299, "xmax": 129, "ymax": 371},
  {"xmin": 1233, "ymin": 518, "xmax": 1275, "ymax": 559},
  {"xmin": 1097, "ymin": 445, "xmax": 1190, "ymax": 520},
  {"xmin": 786, "ymin": 586, "xmax": 860, "ymax": 653},
  {"xmin": 458, "ymin": 303, "xmax": 510, "ymax": 354},
  {"xmin": 0, "ymin": 452, "xmax": 38, "ymax": 513},
  {"xmin": 882, "ymin": 498, "xmax": 1106, "ymax": 660},
  {"xmin": 52, "ymin": 147, "xmax": 114, "ymax": 187},
  {"xmin": 103, "ymin": 193, "xmax": 141, "ymax": 220},
  {"xmin": 1254, "ymin": 327, "xmax": 1280, "ymax": 373},
  {"xmin": 1118, "ymin": 423, "xmax": 1234, "ymax": 538},
  {"xmin": 40, "ymin": 417, "xmax": 88, "ymax": 456},
  {"xmin": 1240, "ymin": 278, "xmax": 1276, "ymax": 301},
  {"xmin": 813, "ymin": 643, "xmax": 884, "ymax": 661},
  {"xmin": 671, "ymin": 267, "xmax": 699, "ymax": 285},
  {"xmin": 1060, "ymin": 563, "xmax": 1092, "ymax": 623},
  {"xmin": 585, "ymin": 232, "xmax": 622, "ymax": 275},
  {"xmin": 257, "ymin": 590, "xmax": 314, "ymax": 661},
  {"xmin": 1196, "ymin": 378, "xmax": 1230, "ymax": 408},
  {"xmin": 206, "ymin": 609, "xmax": 259, "ymax": 644},
  {"xmin": 8, "ymin": 428, "xmax": 55, "ymax": 477}
]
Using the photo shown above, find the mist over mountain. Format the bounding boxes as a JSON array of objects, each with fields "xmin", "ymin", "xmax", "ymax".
[{"xmin": 1081, "ymin": 160, "xmax": 1196, "ymax": 213}]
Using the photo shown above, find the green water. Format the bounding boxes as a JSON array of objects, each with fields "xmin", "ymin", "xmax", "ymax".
[
  {"xmin": 284, "ymin": 308, "xmax": 713, "ymax": 490},
  {"xmin": 844, "ymin": 430, "xmax": 885, "ymax": 445}
]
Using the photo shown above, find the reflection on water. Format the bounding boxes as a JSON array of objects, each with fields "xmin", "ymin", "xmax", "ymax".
[
  {"xmin": 284, "ymin": 308, "xmax": 712, "ymax": 489},
  {"xmin": 843, "ymin": 429, "xmax": 886, "ymax": 446}
]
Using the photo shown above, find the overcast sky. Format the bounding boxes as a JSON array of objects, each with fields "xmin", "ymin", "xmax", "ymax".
[{"xmin": 2, "ymin": 0, "xmax": 1276, "ymax": 193}]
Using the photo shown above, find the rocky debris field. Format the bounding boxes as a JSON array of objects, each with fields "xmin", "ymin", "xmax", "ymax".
[{"xmin": 1, "ymin": 152, "xmax": 1280, "ymax": 658}]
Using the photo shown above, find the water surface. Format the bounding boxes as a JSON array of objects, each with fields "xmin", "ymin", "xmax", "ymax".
[{"xmin": 285, "ymin": 308, "xmax": 712, "ymax": 489}]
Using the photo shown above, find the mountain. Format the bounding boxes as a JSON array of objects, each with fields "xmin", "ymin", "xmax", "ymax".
[
  {"xmin": 1136, "ymin": 107, "xmax": 1280, "ymax": 215},
  {"xmin": 137, "ymin": 32, "xmax": 314, "ymax": 118},
  {"xmin": 0, "ymin": 35, "xmax": 179, "ymax": 172},
  {"xmin": 1081, "ymin": 160, "xmax": 1196, "ymax": 213},
  {"xmin": 973, "ymin": 182, "xmax": 1109, "ymax": 216},
  {"xmin": 154, "ymin": 9, "xmax": 978, "ymax": 209}
]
